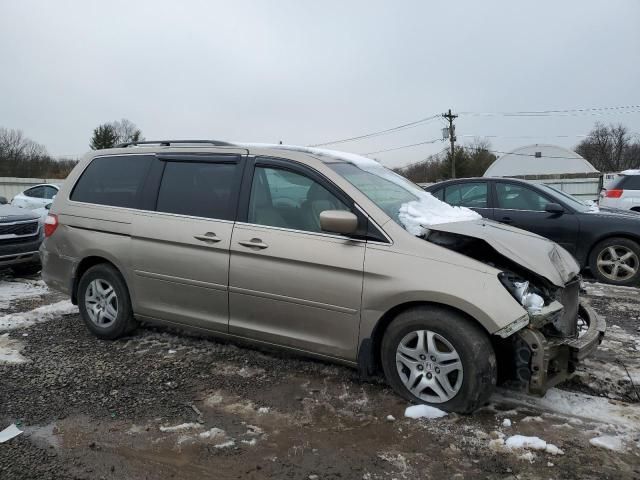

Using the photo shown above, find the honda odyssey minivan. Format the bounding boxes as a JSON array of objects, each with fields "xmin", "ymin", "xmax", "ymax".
[{"xmin": 41, "ymin": 140, "xmax": 605, "ymax": 413}]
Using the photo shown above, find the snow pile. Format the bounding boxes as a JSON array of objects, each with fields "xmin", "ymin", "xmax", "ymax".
[
  {"xmin": 198, "ymin": 427, "xmax": 226, "ymax": 439},
  {"xmin": 0, "ymin": 300, "xmax": 77, "ymax": 331},
  {"xmin": 621, "ymin": 169, "xmax": 640, "ymax": 176},
  {"xmin": 503, "ymin": 435, "xmax": 564, "ymax": 455},
  {"xmin": 404, "ymin": 404, "xmax": 448, "ymax": 419},
  {"xmin": 0, "ymin": 280, "xmax": 48, "ymax": 310},
  {"xmin": 159, "ymin": 422, "xmax": 203, "ymax": 433},
  {"xmin": 398, "ymin": 196, "xmax": 481, "ymax": 235},
  {"xmin": 0, "ymin": 333, "xmax": 27, "ymax": 364},
  {"xmin": 589, "ymin": 435, "xmax": 626, "ymax": 451},
  {"xmin": 502, "ymin": 418, "xmax": 512, "ymax": 428}
]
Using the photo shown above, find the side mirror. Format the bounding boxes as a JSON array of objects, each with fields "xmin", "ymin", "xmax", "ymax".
[
  {"xmin": 320, "ymin": 210, "xmax": 358, "ymax": 235},
  {"xmin": 545, "ymin": 202, "xmax": 565, "ymax": 214},
  {"xmin": 0, "ymin": 196, "xmax": 7, "ymax": 205},
  {"xmin": 45, "ymin": 203, "xmax": 52, "ymax": 210}
]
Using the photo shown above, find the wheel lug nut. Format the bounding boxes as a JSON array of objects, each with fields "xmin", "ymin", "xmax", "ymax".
[
  {"xmin": 430, "ymin": 356, "xmax": 436, "ymax": 361},
  {"xmin": 426, "ymin": 373, "xmax": 432, "ymax": 379},
  {"xmin": 417, "ymin": 365, "xmax": 423, "ymax": 371},
  {"xmin": 419, "ymin": 355, "xmax": 426, "ymax": 360},
  {"xmin": 435, "ymin": 368, "xmax": 440, "ymax": 374}
]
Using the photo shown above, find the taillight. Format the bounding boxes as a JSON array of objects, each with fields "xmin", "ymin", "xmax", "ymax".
[
  {"xmin": 44, "ymin": 214, "xmax": 58, "ymax": 237},
  {"xmin": 605, "ymin": 189, "xmax": 624, "ymax": 198}
]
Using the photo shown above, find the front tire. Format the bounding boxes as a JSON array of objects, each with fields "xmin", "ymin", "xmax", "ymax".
[
  {"xmin": 589, "ymin": 237, "xmax": 640, "ymax": 286},
  {"xmin": 77, "ymin": 263, "xmax": 137, "ymax": 339},
  {"xmin": 381, "ymin": 306, "xmax": 496, "ymax": 414}
]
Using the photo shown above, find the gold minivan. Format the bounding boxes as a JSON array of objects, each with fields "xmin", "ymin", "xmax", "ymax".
[{"xmin": 41, "ymin": 140, "xmax": 605, "ymax": 413}]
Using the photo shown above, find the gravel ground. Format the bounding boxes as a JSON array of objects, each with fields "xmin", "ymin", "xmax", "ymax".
[{"xmin": 1, "ymin": 274, "xmax": 639, "ymax": 479}]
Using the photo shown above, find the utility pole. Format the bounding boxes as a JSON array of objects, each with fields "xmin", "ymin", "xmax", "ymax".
[{"xmin": 443, "ymin": 109, "xmax": 458, "ymax": 178}]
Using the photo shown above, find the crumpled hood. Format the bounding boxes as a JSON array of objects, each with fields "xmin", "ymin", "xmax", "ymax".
[
  {"xmin": 0, "ymin": 204, "xmax": 40, "ymax": 222},
  {"xmin": 426, "ymin": 219, "xmax": 580, "ymax": 287}
]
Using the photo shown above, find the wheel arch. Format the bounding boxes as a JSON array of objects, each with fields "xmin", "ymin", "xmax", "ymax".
[
  {"xmin": 586, "ymin": 232, "xmax": 640, "ymax": 265},
  {"xmin": 71, "ymin": 255, "xmax": 130, "ymax": 305},
  {"xmin": 357, "ymin": 300, "xmax": 492, "ymax": 378}
]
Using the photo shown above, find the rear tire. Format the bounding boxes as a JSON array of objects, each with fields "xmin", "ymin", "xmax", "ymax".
[
  {"xmin": 11, "ymin": 262, "xmax": 42, "ymax": 277},
  {"xmin": 77, "ymin": 263, "xmax": 137, "ymax": 339},
  {"xmin": 589, "ymin": 237, "xmax": 640, "ymax": 286},
  {"xmin": 381, "ymin": 305, "xmax": 496, "ymax": 414}
]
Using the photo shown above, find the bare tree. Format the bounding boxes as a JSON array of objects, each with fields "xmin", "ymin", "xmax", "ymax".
[
  {"xmin": 575, "ymin": 123, "xmax": 639, "ymax": 172},
  {"xmin": 112, "ymin": 118, "xmax": 143, "ymax": 144},
  {"xmin": 0, "ymin": 127, "xmax": 77, "ymax": 178}
]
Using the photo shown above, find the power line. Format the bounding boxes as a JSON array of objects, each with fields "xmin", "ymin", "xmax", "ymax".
[
  {"xmin": 467, "ymin": 147, "xmax": 586, "ymax": 160},
  {"xmin": 460, "ymin": 134, "xmax": 588, "ymax": 139},
  {"xmin": 459, "ymin": 104, "xmax": 640, "ymax": 117},
  {"xmin": 361, "ymin": 138, "xmax": 442, "ymax": 155},
  {"xmin": 308, "ymin": 115, "xmax": 441, "ymax": 147},
  {"xmin": 393, "ymin": 147, "xmax": 450, "ymax": 170}
]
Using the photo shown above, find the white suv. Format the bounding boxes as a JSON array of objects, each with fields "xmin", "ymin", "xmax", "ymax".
[{"xmin": 600, "ymin": 170, "xmax": 640, "ymax": 212}]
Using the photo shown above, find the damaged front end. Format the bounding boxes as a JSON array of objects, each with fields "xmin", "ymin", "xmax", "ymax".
[
  {"xmin": 424, "ymin": 221, "xmax": 606, "ymax": 396},
  {"xmin": 495, "ymin": 271, "xmax": 606, "ymax": 394}
]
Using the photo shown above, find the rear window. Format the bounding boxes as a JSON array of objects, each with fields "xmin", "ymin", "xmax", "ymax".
[
  {"xmin": 71, "ymin": 155, "xmax": 153, "ymax": 208},
  {"xmin": 156, "ymin": 161, "xmax": 239, "ymax": 220}
]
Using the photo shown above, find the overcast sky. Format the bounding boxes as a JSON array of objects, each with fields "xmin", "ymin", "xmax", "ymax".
[{"xmin": 1, "ymin": 0, "xmax": 639, "ymax": 168}]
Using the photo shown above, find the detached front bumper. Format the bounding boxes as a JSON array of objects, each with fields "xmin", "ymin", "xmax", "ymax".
[{"xmin": 516, "ymin": 301, "xmax": 605, "ymax": 395}]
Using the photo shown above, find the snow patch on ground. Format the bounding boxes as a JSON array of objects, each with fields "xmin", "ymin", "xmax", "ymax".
[
  {"xmin": 0, "ymin": 333, "xmax": 27, "ymax": 364},
  {"xmin": 404, "ymin": 404, "xmax": 448, "ymax": 419},
  {"xmin": 0, "ymin": 279, "xmax": 48, "ymax": 310},
  {"xmin": 0, "ymin": 300, "xmax": 77, "ymax": 331},
  {"xmin": 492, "ymin": 388, "xmax": 640, "ymax": 428},
  {"xmin": 159, "ymin": 422, "xmax": 203, "ymax": 433},
  {"xmin": 492, "ymin": 435, "xmax": 565, "ymax": 455},
  {"xmin": 589, "ymin": 435, "xmax": 626, "ymax": 451}
]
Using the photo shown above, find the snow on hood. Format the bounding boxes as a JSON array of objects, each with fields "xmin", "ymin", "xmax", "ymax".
[
  {"xmin": 398, "ymin": 196, "xmax": 481, "ymax": 235},
  {"xmin": 620, "ymin": 169, "xmax": 640, "ymax": 175}
]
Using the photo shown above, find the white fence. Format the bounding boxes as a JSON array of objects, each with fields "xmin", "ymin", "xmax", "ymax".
[{"xmin": 0, "ymin": 177, "xmax": 65, "ymax": 201}]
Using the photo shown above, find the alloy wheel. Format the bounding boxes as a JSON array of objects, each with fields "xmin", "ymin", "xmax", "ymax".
[
  {"xmin": 395, "ymin": 329, "xmax": 463, "ymax": 403},
  {"xmin": 596, "ymin": 245, "xmax": 639, "ymax": 282},
  {"xmin": 84, "ymin": 279, "xmax": 118, "ymax": 328}
]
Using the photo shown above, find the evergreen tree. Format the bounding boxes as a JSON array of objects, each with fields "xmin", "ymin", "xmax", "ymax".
[{"xmin": 90, "ymin": 124, "xmax": 118, "ymax": 150}]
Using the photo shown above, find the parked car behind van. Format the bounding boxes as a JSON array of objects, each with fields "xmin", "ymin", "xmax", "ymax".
[
  {"xmin": 11, "ymin": 183, "xmax": 59, "ymax": 210},
  {"xmin": 41, "ymin": 141, "xmax": 605, "ymax": 413},
  {"xmin": 0, "ymin": 204, "xmax": 43, "ymax": 276},
  {"xmin": 425, "ymin": 178, "xmax": 640, "ymax": 286},
  {"xmin": 600, "ymin": 170, "xmax": 640, "ymax": 212}
]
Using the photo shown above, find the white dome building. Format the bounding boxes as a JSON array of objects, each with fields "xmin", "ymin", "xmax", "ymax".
[{"xmin": 484, "ymin": 144, "xmax": 598, "ymax": 177}]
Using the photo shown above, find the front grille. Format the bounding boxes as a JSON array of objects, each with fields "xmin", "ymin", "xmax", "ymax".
[
  {"xmin": 555, "ymin": 279, "xmax": 580, "ymax": 337},
  {"xmin": 0, "ymin": 221, "xmax": 39, "ymax": 236}
]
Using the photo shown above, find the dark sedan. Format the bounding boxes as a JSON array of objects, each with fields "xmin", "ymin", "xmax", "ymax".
[{"xmin": 425, "ymin": 177, "xmax": 640, "ymax": 286}]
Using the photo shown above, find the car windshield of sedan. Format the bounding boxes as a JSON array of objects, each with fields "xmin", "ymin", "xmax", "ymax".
[{"xmin": 537, "ymin": 184, "xmax": 591, "ymax": 213}]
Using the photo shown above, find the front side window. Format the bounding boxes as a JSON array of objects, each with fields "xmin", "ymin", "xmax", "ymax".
[
  {"xmin": 496, "ymin": 183, "xmax": 549, "ymax": 211},
  {"xmin": 248, "ymin": 166, "xmax": 348, "ymax": 233},
  {"xmin": 71, "ymin": 155, "xmax": 153, "ymax": 208},
  {"xmin": 24, "ymin": 186, "xmax": 44, "ymax": 198},
  {"xmin": 156, "ymin": 161, "xmax": 238, "ymax": 220},
  {"xmin": 444, "ymin": 182, "xmax": 488, "ymax": 208}
]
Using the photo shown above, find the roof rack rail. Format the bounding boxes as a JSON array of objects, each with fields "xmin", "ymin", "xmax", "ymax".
[{"xmin": 115, "ymin": 140, "xmax": 235, "ymax": 148}]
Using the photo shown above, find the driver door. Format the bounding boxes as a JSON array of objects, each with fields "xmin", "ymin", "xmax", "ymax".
[{"xmin": 228, "ymin": 158, "xmax": 366, "ymax": 361}]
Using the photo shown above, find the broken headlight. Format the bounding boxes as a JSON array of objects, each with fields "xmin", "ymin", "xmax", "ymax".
[{"xmin": 498, "ymin": 272, "xmax": 545, "ymax": 315}]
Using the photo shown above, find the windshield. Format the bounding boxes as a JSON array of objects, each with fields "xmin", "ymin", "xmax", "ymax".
[
  {"xmin": 538, "ymin": 184, "xmax": 590, "ymax": 212},
  {"xmin": 327, "ymin": 163, "xmax": 421, "ymax": 222}
]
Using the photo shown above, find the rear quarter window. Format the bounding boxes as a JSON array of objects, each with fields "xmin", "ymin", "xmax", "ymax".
[
  {"xmin": 621, "ymin": 175, "xmax": 640, "ymax": 190},
  {"xmin": 70, "ymin": 155, "xmax": 153, "ymax": 208}
]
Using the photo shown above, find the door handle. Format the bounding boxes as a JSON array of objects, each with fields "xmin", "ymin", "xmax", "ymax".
[
  {"xmin": 238, "ymin": 238, "xmax": 269, "ymax": 249},
  {"xmin": 500, "ymin": 216, "xmax": 514, "ymax": 224},
  {"xmin": 194, "ymin": 233, "xmax": 221, "ymax": 243}
]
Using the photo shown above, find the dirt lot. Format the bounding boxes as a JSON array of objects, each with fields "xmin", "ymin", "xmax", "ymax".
[{"xmin": 1, "ymin": 275, "xmax": 639, "ymax": 479}]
